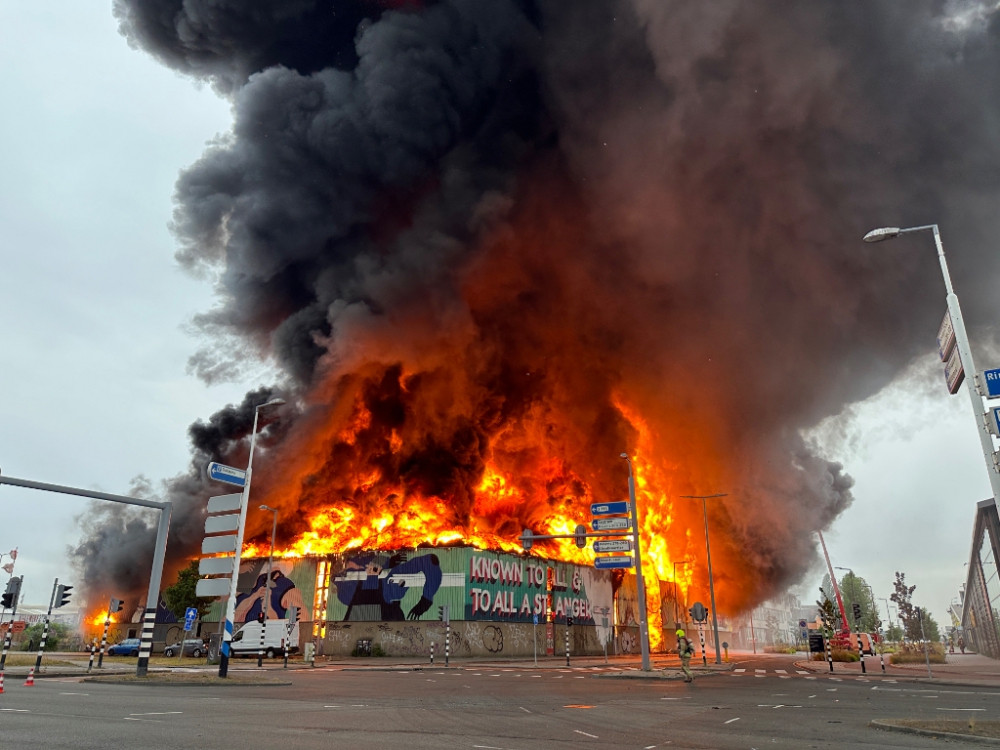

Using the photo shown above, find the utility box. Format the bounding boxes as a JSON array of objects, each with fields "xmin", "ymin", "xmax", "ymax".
[{"xmin": 207, "ymin": 632, "xmax": 223, "ymax": 664}]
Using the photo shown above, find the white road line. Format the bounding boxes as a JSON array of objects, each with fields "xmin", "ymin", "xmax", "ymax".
[
  {"xmin": 779, "ymin": 676, "xmax": 790, "ymax": 679},
  {"xmin": 724, "ymin": 717, "xmax": 740, "ymax": 724},
  {"xmin": 755, "ymin": 669, "xmax": 766, "ymax": 673},
  {"xmin": 519, "ymin": 707, "xmax": 531, "ymax": 713},
  {"xmin": 644, "ymin": 746, "xmax": 657, "ymax": 749},
  {"xmin": 324, "ymin": 706, "xmax": 342, "ymax": 708},
  {"xmin": 574, "ymin": 677, "xmax": 586, "ymax": 679},
  {"xmin": 808, "ymin": 695, "xmax": 816, "ymax": 698},
  {"xmin": 796, "ymin": 671, "xmax": 809, "ymax": 674},
  {"xmin": 804, "ymin": 677, "xmax": 817, "ymax": 680},
  {"xmin": 129, "ymin": 712, "xmax": 182, "ymax": 716},
  {"xmin": 60, "ymin": 693, "xmax": 89, "ymax": 696},
  {"xmin": 124, "ymin": 718, "xmax": 161, "ymax": 722},
  {"xmin": 775, "ymin": 669, "xmax": 787, "ymax": 674},
  {"xmin": 574, "ymin": 730, "xmax": 598, "ymax": 738},
  {"xmin": 938, "ymin": 708, "xmax": 986, "ymax": 711},
  {"xmin": 1, "ymin": 709, "xmax": 30, "ymax": 713},
  {"xmin": 734, "ymin": 669, "xmax": 746, "ymax": 673}
]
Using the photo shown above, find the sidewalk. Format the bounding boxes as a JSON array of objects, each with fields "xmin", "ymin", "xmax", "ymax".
[{"xmin": 795, "ymin": 652, "xmax": 1000, "ymax": 688}]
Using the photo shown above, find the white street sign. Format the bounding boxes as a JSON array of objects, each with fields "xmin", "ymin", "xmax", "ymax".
[
  {"xmin": 938, "ymin": 310, "xmax": 956, "ymax": 361},
  {"xmin": 945, "ymin": 346, "xmax": 965, "ymax": 394},
  {"xmin": 195, "ymin": 578, "xmax": 232, "ymax": 597},
  {"xmin": 207, "ymin": 493, "xmax": 242, "ymax": 514},
  {"xmin": 202, "ymin": 535, "xmax": 237, "ymax": 555},
  {"xmin": 199, "ymin": 556, "xmax": 235, "ymax": 576},
  {"xmin": 205, "ymin": 513, "xmax": 240, "ymax": 534},
  {"xmin": 592, "ymin": 517, "xmax": 632, "ymax": 532},
  {"xmin": 593, "ymin": 539, "xmax": 632, "ymax": 553}
]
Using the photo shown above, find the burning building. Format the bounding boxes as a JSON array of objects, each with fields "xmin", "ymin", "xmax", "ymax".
[{"xmin": 72, "ymin": 1, "xmax": 1000, "ymax": 634}]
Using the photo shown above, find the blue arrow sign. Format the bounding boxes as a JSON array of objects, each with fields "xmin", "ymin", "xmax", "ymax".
[
  {"xmin": 590, "ymin": 501, "xmax": 630, "ymax": 516},
  {"xmin": 184, "ymin": 607, "xmax": 198, "ymax": 632},
  {"xmin": 207, "ymin": 462, "xmax": 246, "ymax": 487},
  {"xmin": 533, "ymin": 614, "xmax": 539, "ymax": 625},
  {"xmin": 983, "ymin": 368, "xmax": 1000, "ymax": 399},
  {"xmin": 593, "ymin": 517, "xmax": 632, "ymax": 532},
  {"xmin": 594, "ymin": 555, "xmax": 634, "ymax": 570}
]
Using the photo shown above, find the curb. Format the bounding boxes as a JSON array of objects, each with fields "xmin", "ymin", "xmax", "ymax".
[{"xmin": 870, "ymin": 720, "xmax": 1000, "ymax": 745}]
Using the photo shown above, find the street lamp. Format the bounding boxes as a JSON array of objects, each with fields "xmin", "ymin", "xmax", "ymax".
[
  {"xmin": 863, "ymin": 225, "xmax": 1000, "ymax": 505},
  {"xmin": 219, "ymin": 397, "xmax": 286, "ymax": 678},
  {"xmin": 258, "ymin": 505, "xmax": 279, "ymax": 667},
  {"xmin": 620, "ymin": 454, "xmax": 652, "ymax": 672},
  {"xmin": 672, "ymin": 560, "xmax": 693, "ymax": 627},
  {"xmin": 680, "ymin": 493, "xmax": 727, "ymax": 665}
]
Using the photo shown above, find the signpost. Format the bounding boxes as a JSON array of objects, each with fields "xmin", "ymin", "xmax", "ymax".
[
  {"xmin": 593, "ymin": 539, "xmax": 632, "ymax": 553},
  {"xmin": 981, "ymin": 368, "xmax": 1000, "ymax": 399},
  {"xmin": 592, "ymin": 517, "xmax": 631, "ymax": 532},
  {"xmin": 591, "ymin": 501, "xmax": 630, "ymax": 516},
  {"xmin": 594, "ymin": 555, "xmax": 634, "ymax": 569},
  {"xmin": 532, "ymin": 613, "xmax": 538, "ymax": 667},
  {"xmin": 184, "ymin": 607, "xmax": 198, "ymax": 631},
  {"xmin": 690, "ymin": 602, "xmax": 708, "ymax": 666},
  {"xmin": 207, "ymin": 462, "xmax": 247, "ymax": 487}
]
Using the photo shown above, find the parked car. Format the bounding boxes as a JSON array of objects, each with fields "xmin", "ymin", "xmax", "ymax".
[
  {"xmin": 106, "ymin": 638, "xmax": 141, "ymax": 657},
  {"xmin": 163, "ymin": 639, "xmax": 207, "ymax": 658}
]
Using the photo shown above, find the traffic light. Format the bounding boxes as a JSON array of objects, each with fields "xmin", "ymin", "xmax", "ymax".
[
  {"xmin": 2, "ymin": 576, "xmax": 21, "ymax": 609},
  {"xmin": 852, "ymin": 603, "xmax": 862, "ymax": 623},
  {"xmin": 257, "ymin": 612, "xmax": 265, "ymax": 624},
  {"xmin": 574, "ymin": 524, "xmax": 587, "ymax": 549},
  {"xmin": 109, "ymin": 597, "xmax": 124, "ymax": 614},
  {"xmin": 438, "ymin": 604, "xmax": 450, "ymax": 624},
  {"xmin": 520, "ymin": 528, "xmax": 533, "ymax": 551},
  {"xmin": 54, "ymin": 584, "xmax": 73, "ymax": 609}
]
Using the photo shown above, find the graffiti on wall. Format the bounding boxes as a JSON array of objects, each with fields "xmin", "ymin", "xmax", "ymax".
[{"xmin": 327, "ymin": 548, "xmax": 614, "ymax": 625}]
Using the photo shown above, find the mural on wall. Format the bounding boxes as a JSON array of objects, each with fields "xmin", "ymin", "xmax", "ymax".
[
  {"xmin": 234, "ymin": 559, "xmax": 312, "ymax": 622},
  {"xmin": 326, "ymin": 548, "xmax": 614, "ymax": 624}
]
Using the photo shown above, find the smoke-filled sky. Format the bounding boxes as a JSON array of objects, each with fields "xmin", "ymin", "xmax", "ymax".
[{"xmin": 2, "ymin": 1, "xmax": 999, "ymax": 628}]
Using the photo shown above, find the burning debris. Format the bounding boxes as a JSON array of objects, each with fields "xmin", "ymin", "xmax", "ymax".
[{"xmin": 73, "ymin": 1, "xmax": 1000, "ymax": 630}]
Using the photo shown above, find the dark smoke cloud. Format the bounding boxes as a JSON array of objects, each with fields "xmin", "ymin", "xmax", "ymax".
[{"xmin": 77, "ymin": 0, "xmax": 1000, "ymax": 611}]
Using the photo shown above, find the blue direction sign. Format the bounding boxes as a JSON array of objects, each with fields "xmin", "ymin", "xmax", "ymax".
[
  {"xmin": 533, "ymin": 614, "xmax": 539, "ymax": 625},
  {"xmin": 591, "ymin": 501, "xmax": 630, "ymax": 516},
  {"xmin": 989, "ymin": 407, "xmax": 1000, "ymax": 438},
  {"xmin": 983, "ymin": 368, "xmax": 1000, "ymax": 399},
  {"xmin": 593, "ymin": 517, "xmax": 632, "ymax": 532},
  {"xmin": 594, "ymin": 539, "xmax": 632, "ymax": 553},
  {"xmin": 207, "ymin": 462, "xmax": 246, "ymax": 487},
  {"xmin": 184, "ymin": 607, "xmax": 198, "ymax": 632},
  {"xmin": 594, "ymin": 555, "xmax": 634, "ymax": 570}
]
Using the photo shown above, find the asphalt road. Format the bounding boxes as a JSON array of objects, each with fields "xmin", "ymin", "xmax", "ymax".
[{"xmin": 2, "ymin": 654, "xmax": 998, "ymax": 749}]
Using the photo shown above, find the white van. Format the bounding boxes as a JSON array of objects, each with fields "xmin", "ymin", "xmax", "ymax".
[{"xmin": 230, "ymin": 619, "xmax": 300, "ymax": 658}]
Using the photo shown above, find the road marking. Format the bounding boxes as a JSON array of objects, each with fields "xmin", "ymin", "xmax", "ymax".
[
  {"xmin": 324, "ymin": 705, "xmax": 342, "ymax": 708},
  {"xmin": 0, "ymin": 709, "xmax": 30, "ymax": 713},
  {"xmin": 60, "ymin": 693, "xmax": 89, "ymax": 696},
  {"xmin": 129, "ymin": 712, "xmax": 182, "ymax": 716},
  {"xmin": 574, "ymin": 676, "xmax": 586, "ymax": 679},
  {"xmin": 519, "ymin": 707, "xmax": 531, "ymax": 713},
  {"xmin": 796, "ymin": 671, "xmax": 809, "ymax": 674},
  {"xmin": 808, "ymin": 695, "xmax": 816, "ymax": 698},
  {"xmin": 427, "ymin": 679, "xmax": 436, "ymax": 682},
  {"xmin": 574, "ymin": 730, "xmax": 598, "ymax": 738},
  {"xmin": 124, "ymin": 718, "xmax": 161, "ymax": 722},
  {"xmin": 564, "ymin": 705, "xmax": 594, "ymax": 709},
  {"xmin": 779, "ymin": 676, "xmax": 790, "ymax": 679},
  {"xmin": 804, "ymin": 677, "xmax": 817, "ymax": 680},
  {"xmin": 724, "ymin": 717, "xmax": 740, "ymax": 724},
  {"xmin": 645, "ymin": 746, "xmax": 657, "ymax": 749},
  {"xmin": 775, "ymin": 669, "xmax": 787, "ymax": 674},
  {"xmin": 552, "ymin": 676, "xmax": 563, "ymax": 679},
  {"xmin": 755, "ymin": 669, "xmax": 766, "ymax": 673},
  {"xmin": 734, "ymin": 669, "xmax": 746, "ymax": 673},
  {"xmin": 826, "ymin": 689, "xmax": 837, "ymax": 692},
  {"xmin": 938, "ymin": 708, "xmax": 986, "ymax": 711}
]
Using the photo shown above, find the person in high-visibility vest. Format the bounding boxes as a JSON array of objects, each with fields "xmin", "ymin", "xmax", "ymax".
[{"xmin": 677, "ymin": 629, "xmax": 695, "ymax": 683}]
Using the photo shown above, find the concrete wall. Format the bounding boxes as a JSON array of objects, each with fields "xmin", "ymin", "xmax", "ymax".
[{"xmin": 320, "ymin": 620, "xmax": 641, "ymax": 659}]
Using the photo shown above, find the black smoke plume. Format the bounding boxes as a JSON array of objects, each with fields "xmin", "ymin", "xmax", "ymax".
[{"xmin": 74, "ymin": 0, "xmax": 1000, "ymax": 613}]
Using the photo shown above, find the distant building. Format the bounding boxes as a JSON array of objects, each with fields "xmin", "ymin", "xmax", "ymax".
[{"xmin": 960, "ymin": 498, "xmax": 1000, "ymax": 658}]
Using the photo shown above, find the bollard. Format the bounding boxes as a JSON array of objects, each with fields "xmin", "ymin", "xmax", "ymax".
[
  {"xmin": 445, "ymin": 623, "xmax": 450, "ymax": 668},
  {"xmin": 430, "ymin": 641, "xmax": 435, "ymax": 666},
  {"xmin": 824, "ymin": 633, "xmax": 834, "ymax": 673},
  {"xmin": 856, "ymin": 632, "xmax": 867, "ymax": 674},
  {"xmin": 565, "ymin": 624, "xmax": 570, "ymax": 667},
  {"xmin": 87, "ymin": 642, "xmax": 96, "ymax": 673}
]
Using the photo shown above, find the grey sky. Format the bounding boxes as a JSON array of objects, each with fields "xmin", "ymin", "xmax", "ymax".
[{"xmin": 0, "ymin": 3, "xmax": 989, "ymax": 629}]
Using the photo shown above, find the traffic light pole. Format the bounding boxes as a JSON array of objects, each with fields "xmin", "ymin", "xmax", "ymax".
[
  {"xmin": 34, "ymin": 579, "xmax": 58, "ymax": 672},
  {"xmin": 0, "ymin": 577, "xmax": 22, "ymax": 671},
  {"xmin": 0, "ymin": 473, "xmax": 172, "ymax": 678}
]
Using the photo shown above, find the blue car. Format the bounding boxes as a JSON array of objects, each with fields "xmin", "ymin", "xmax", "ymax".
[{"xmin": 106, "ymin": 638, "xmax": 141, "ymax": 657}]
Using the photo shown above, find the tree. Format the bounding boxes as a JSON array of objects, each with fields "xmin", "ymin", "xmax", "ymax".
[
  {"xmin": 890, "ymin": 572, "xmax": 919, "ymax": 641},
  {"xmin": 163, "ymin": 560, "xmax": 213, "ymax": 620},
  {"xmin": 838, "ymin": 572, "xmax": 878, "ymax": 633},
  {"xmin": 919, "ymin": 609, "xmax": 941, "ymax": 643},
  {"xmin": 885, "ymin": 622, "xmax": 904, "ymax": 643},
  {"xmin": 19, "ymin": 622, "xmax": 69, "ymax": 651},
  {"xmin": 816, "ymin": 590, "xmax": 838, "ymax": 637}
]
